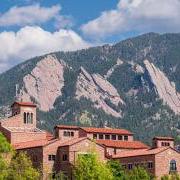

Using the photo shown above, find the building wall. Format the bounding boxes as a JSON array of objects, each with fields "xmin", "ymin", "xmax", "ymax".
[
  {"xmin": 57, "ymin": 139, "xmax": 106, "ymax": 179},
  {"xmin": 155, "ymin": 148, "xmax": 180, "ymax": 179},
  {"xmin": 56, "ymin": 128, "xmax": 79, "ymax": 141},
  {"xmin": 18, "ymin": 147, "xmax": 43, "ymax": 170},
  {"xmin": 42, "ymin": 140, "xmax": 62, "ymax": 177},
  {"xmin": 106, "ymin": 147, "xmax": 134, "ymax": 156},
  {"xmin": 153, "ymin": 139, "xmax": 174, "ymax": 148},
  {"xmin": 10, "ymin": 131, "xmax": 47, "ymax": 144},
  {"xmin": 116, "ymin": 155, "xmax": 155, "ymax": 176},
  {"xmin": 78, "ymin": 129, "xmax": 133, "ymax": 141}
]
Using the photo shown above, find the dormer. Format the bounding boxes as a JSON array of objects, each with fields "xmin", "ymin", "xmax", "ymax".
[
  {"xmin": 152, "ymin": 136, "xmax": 174, "ymax": 148},
  {"xmin": 11, "ymin": 102, "xmax": 37, "ymax": 128}
]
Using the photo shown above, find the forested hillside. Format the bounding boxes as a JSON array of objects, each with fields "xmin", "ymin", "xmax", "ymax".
[{"xmin": 1, "ymin": 32, "xmax": 180, "ymax": 144}]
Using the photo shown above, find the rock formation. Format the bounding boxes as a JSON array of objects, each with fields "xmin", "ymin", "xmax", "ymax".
[
  {"xmin": 76, "ymin": 67, "xmax": 124, "ymax": 117},
  {"xmin": 104, "ymin": 58, "xmax": 123, "ymax": 79},
  {"xmin": 18, "ymin": 55, "xmax": 65, "ymax": 111},
  {"xmin": 144, "ymin": 60, "xmax": 180, "ymax": 114}
]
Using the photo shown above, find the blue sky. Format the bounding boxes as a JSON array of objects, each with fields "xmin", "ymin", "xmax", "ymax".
[{"xmin": 0, "ymin": 0, "xmax": 180, "ymax": 73}]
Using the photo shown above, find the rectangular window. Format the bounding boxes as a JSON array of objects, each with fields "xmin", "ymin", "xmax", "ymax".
[
  {"xmin": 118, "ymin": 135, "xmax": 122, "ymax": 140},
  {"xmin": 124, "ymin": 136, "xmax": 128, "ymax": 141},
  {"xmin": 105, "ymin": 134, "xmax": 110, "ymax": 140},
  {"xmin": 63, "ymin": 131, "xmax": 71, "ymax": 137},
  {"xmin": 112, "ymin": 135, "xmax": 116, "ymax": 140},
  {"xmin": 93, "ymin": 134, "xmax": 97, "ymax": 139},
  {"xmin": 48, "ymin": 155, "xmax": 56, "ymax": 161},
  {"xmin": 148, "ymin": 162, "xmax": 153, "ymax": 169},
  {"xmin": 128, "ymin": 163, "xmax": 133, "ymax": 170},
  {"xmin": 99, "ymin": 134, "xmax": 104, "ymax": 139},
  {"xmin": 71, "ymin": 132, "xmax": 74, "ymax": 137},
  {"xmin": 62, "ymin": 154, "xmax": 68, "ymax": 161}
]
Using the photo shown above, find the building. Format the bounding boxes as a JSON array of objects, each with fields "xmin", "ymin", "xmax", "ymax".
[
  {"xmin": 112, "ymin": 137, "xmax": 180, "ymax": 179},
  {"xmin": 0, "ymin": 101, "xmax": 180, "ymax": 179}
]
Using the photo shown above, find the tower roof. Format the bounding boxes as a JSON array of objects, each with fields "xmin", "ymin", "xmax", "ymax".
[{"xmin": 11, "ymin": 101, "xmax": 37, "ymax": 107}]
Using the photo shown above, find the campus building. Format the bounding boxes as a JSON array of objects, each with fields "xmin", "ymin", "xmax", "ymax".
[{"xmin": 0, "ymin": 101, "xmax": 180, "ymax": 179}]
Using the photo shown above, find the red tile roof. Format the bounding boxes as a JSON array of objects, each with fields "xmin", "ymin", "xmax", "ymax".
[
  {"xmin": 153, "ymin": 136, "xmax": 174, "ymax": 141},
  {"xmin": 112, "ymin": 147, "xmax": 170, "ymax": 159},
  {"xmin": 59, "ymin": 137, "xmax": 87, "ymax": 147},
  {"xmin": 96, "ymin": 140, "xmax": 149, "ymax": 149},
  {"xmin": 11, "ymin": 101, "xmax": 36, "ymax": 107},
  {"xmin": 13, "ymin": 139, "xmax": 48, "ymax": 150},
  {"xmin": 80, "ymin": 127, "xmax": 133, "ymax": 135},
  {"xmin": 55, "ymin": 125, "xmax": 79, "ymax": 130}
]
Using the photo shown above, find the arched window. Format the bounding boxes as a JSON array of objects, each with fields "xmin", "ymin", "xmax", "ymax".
[
  {"xmin": 30, "ymin": 113, "xmax": 33, "ymax": 124},
  {"xmin": 170, "ymin": 160, "xmax": 177, "ymax": 171},
  {"xmin": 24, "ymin": 112, "xmax": 27, "ymax": 124},
  {"xmin": 27, "ymin": 112, "xmax": 30, "ymax": 123}
]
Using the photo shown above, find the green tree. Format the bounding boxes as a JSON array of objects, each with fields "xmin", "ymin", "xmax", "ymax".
[
  {"xmin": 107, "ymin": 160, "xmax": 127, "ymax": 180},
  {"xmin": 127, "ymin": 166, "xmax": 151, "ymax": 180},
  {"xmin": 0, "ymin": 132, "xmax": 12, "ymax": 180},
  {"xmin": 74, "ymin": 153, "xmax": 113, "ymax": 180},
  {"xmin": 7, "ymin": 152, "xmax": 40, "ymax": 180},
  {"xmin": 0, "ymin": 132, "xmax": 12, "ymax": 153},
  {"xmin": 161, "ymin": 174, "xmax": 180, "ymax": 180}
]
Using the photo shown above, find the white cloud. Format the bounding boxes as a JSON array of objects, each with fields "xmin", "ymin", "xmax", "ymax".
[
  {"xmin": 0, "ymin": 4, "xmax": 61, "ymax": 26},
  {"xmin": 0, "ymin": 26, "xmax": 90, "ymax": 73},
  {"xmin": 81, "ymin": 0, "xmax": 180, "ymax": 38}
]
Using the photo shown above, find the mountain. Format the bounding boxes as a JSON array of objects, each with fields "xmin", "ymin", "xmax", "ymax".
[{"xmin": 1, "ymin": 32, "xmax": 180, "ymax": 144}]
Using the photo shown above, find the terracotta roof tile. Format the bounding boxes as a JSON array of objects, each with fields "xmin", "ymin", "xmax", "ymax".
[
  {"xmin": 153, "ymin": 136, "xmax": 174, "ymax": 141},
  {"xmin": 13, "ymin": 139, "xmax": 48, "ymax": 150},
  {"xmin": 96, "ymin": 140, "xmax": 149, "ymax": 149},
  {"xmin": 59, "ymin": 137, "xmax": 88, "ymax": 147},
  {"xmin": 55, "ymin": 125, "xmax": 79, "ymax": 130},
  {"xmin": 11, "ymin": 101, "xmax": 36, "ymax": 107},
  {"xmin": 112, "ymin": 147, "xmax": 169, "ymax": 158},
  {"xmin": 80, "ymin": 127, "xmax": 133, "ymax": 135}
]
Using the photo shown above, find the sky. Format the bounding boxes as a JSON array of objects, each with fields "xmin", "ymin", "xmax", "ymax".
[{"xmin": 0, "ymin": 0, "xmax": 180, "ymax": 73}]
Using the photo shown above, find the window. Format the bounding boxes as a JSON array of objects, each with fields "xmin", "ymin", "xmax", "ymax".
[
  {"xmin": 162, "ymin": 142, "xmax": 170, "ymax": 147},
  {"xmin": 148, "ymin": 162, "xmax": 153, "ymax": 169},
  {"xmin": 105, "ymin": 134, "xmax": 110, "ymax": 140},
  {"xmin": 63, "ymin": 154, "xmax": 68, "ymax": 161},
  {"xmin": 71, "ymin": 132, "xmax": 74, "ymax": 137},
  {"xmin": 170, "ymin": 160, "xmax": 177, "ymax": 171},
  {"xmin": 63, "ymin": 131, "xmax": 74, "ymax": 137},
  {"xmin": 128, "ymin": 163, "xmax": 133, "ymax": 170},
  {"xmin": 48, "ymin": 155, "xmax": 55, "ymax": 161},
  {"xmin": 124, "ymin": 136, "xmax": 128, "ymax": 141},
  {"xmin": 99, "ymin": 134, "xmax": 104, "ymax": 139},
  {"xmin": 63, "ymin": 131, "xmax": 68, "ymax": 136},
  {"xmin": 118, "ymin": 135, "xmax": 122, "ymax": 140},
  {"xmin": 23, "ymin": 112, "xmax": 33, "ymax": 124},
  {"xmin": 135, "ymin": 163, "xmax": 139, "ymax": 167},
  {"xmin": 93, "ymin": 134, "xmax": 97, "ymax": 139},
  {"xmin": 112, "ymin": 135, "xmax": 116, "ymax": 140},
  {"xmin": 30, "ymin": 113, "xmax": 33, "ymax": 123},
  {"xmin": 24, "ymin": 112, "xmax": 27, "ymax": 123}
]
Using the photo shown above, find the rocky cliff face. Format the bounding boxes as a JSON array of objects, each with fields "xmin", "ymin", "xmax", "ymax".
[
  {"xmin": 144, "ymin": 60, "xmax": 180, "ymax": 114},
  {"xmin": 18, "ymin": 55, "xmax": 65, "ymax": 111},
  {"xmin": 76, "ymin": 67, "xmax": 124, "ymax": 117}
]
